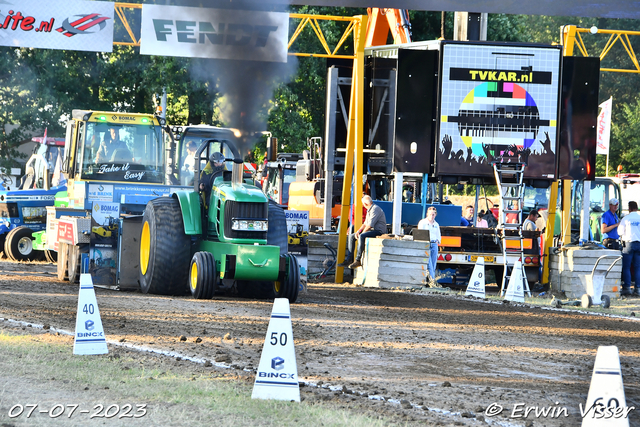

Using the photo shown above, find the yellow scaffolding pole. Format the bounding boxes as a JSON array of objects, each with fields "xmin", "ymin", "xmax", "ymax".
[
  {"xmin": 541, "ymin": 181, "xmax": 559, "ymax": 284},
  {"xmin": 335, "ymin": 15, "xmax": 368, "ymax": 283}
]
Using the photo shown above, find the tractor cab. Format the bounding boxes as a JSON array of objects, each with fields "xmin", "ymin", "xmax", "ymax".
[
  {"xmin": 171, "ymin": 126, "xmax": 259, "ymax": 187},
  {"xmin": 189, "ymin": 130, "xmax": 269, "ymax": 244}
]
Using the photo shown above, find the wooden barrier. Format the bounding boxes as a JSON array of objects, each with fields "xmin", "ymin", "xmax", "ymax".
[{"xmin": 353, "ymin": 238, "xmax": 430, "ymax": 288}]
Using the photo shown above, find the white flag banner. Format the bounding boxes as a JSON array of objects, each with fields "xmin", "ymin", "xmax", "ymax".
[
  {"xmin": 597, "ymin": 97, "xmax": 613, "ymax": 155},
  {"xmin": 52, "ymin": 149, "xmax": 66, "ymax": 187},
  {"xmin": 140, "ymin": 5, "xmax": 289, "ymax": 62},
  {"xmin": 0, "ymin": 0, "xmax": 114, "ymax": 52}
]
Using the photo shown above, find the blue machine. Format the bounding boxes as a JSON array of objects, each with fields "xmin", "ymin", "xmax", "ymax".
[{"xmin": 0, "ymin": 186, "xmax": 66, "ymax": 261}]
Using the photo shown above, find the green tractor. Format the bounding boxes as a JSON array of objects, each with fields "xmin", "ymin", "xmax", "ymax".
[{"xmin": 138, "ymin": 129, "xmax": 299, "ymax": 303}]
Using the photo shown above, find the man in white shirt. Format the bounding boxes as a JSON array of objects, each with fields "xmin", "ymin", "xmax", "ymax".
[
  {"xmin": 618, "ymin": 201, "xmax": 640, "ymax": 297},
  {"xmin": 523, "ymin": 209, "xmax": 539, "ymax": 231},
  {"xmin": 417, "ymin": 206, "xmax": 441, "ymax": 284}
]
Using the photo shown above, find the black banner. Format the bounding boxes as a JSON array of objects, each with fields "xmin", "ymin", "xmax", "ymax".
[
  {"xmin": 196, "ymin": 0, "xmax": 640, "ymax": 19},
  {"xmin": 449, "ymin": 68, "xmax": 552, "ymax": 84}
]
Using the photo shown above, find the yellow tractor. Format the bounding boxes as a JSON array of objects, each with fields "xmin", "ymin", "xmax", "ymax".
[
  {"xmin": 92, "ymin": 217, "xmax": 119, "ymax": 238},
  {"xmin": 288, "ymin": 223, "xmax": 308, "ymax": 246}
]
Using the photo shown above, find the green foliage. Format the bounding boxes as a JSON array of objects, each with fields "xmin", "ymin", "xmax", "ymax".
[
  {"xmin": 408, "ymin": 11, "xmax": 450, "ymax": 41},
  {"xmin": 266, "ymin": 85, "xmax": 315, "ymax": 154},
  {"xmin": 611, "ymin": 98, "xmax": 640, "ymax": 174},
  {"xmin": 3, "ymin": 9, "xmax": 640, "ymax": 170},
  {"xmin": 487, "ymin": 14, "xmax": 529, "ymax": 42}
]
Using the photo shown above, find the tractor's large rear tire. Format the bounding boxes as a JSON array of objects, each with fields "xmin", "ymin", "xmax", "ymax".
[
  {"xmin": 189, "ymin": 251, "xmax": 217, "ymax": 299},
  {"xmin": 57, "ymin": 243, "xmax": 69, "ymax": 281},
  {"xmin": 3, "ymin": 230, "xmax": 13, "ymax": 261},
  {"xmin": 68, "ymin": 244, "xmax": 80, "ymax": 283},
  {"xmin": 267, "ymin": 200, "xmax": 288, "ymax": 255},
  {"xmin": 0, "ymin": 235, "xmax": 6, "ymax": 259},
  {"xmin": 139, "ymin": 197, "xmax": 191, "ymax": 295},
  {"xmin": 44, "ymin": 249, "xmax": 57, "ymax": 264},
  {"xmin": 274, "ymin": 254, "xmax": 300, "ymax": 303},
  {"xmin": 67, "ymin": 244, "xmax": 88, "ymax": 284},
  {"xmin": 5, "ymin": 226, "xmax": 38, "ymax": 261}
]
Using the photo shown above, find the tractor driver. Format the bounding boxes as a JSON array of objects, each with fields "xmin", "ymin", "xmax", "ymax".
[
  {"xmin": 95, "ymin": 126, "xmax": 131, "ymax": 164},
  {"xmin": 199, "ymin": 152, "xmax": 226, "ymax": 208}
]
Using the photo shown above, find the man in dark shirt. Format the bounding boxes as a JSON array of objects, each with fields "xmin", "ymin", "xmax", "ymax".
[
  {"xmin": 347, "ymin": 195, "xmax": 387, "ymax": 269},
  {"xmin": 95, "ymin": 126, "xmax": 131, "ymax": 164},
  {"xmin": 461, "ymin": 205, "xmax": 474, "ymax": 226},
  {"xmin": 199, "ymin": 152, "xmax": 226, "ymax": 208},
  {"xmin": 601, "ymin": 197, "xmax": 620, "ymax": 249}
]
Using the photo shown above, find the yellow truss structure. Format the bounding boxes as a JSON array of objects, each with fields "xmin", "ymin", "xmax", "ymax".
[
  {"xmin": 562, "ymin": 25, "xmax": 640, "ymax": 73},
  {"xmin": 113, "ymin": 4, "xmax": 363, "ymax": 61},
  {"xmin": 114, "ymin": 3, "xmax": 141, "ymax": 46},
  {"xmin": 542, "ymin": 25, "xmax": 636, "ymax": 284}
]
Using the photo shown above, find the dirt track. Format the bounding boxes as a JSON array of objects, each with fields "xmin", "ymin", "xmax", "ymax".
[{"xmin": 1, "ymin": 259, "xmax": 640, "ymax": 426}]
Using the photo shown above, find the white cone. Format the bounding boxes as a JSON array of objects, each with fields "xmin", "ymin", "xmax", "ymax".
[
  {"xmin": 582, "ymin": 346, "xmax": 631, "ymax": 426},
  {"xmin": 252, "ymin": 298, "xmax": 300, "ymax": 402},
  {"xmin": 504, "ymin": 260, "xmax": 525, "ymax": 303},
  {"xmin": 73, "ymin": 274, "xmax": 108, "ymax": 355},
  {"xmin": 465, "ymin": 257, "xmax": 486, "ymax": 298}
]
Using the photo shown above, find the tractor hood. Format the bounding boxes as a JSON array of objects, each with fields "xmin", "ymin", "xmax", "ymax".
[{"xmin": 214, "ymin": 180, "xmax": 267, "ymax": 204}]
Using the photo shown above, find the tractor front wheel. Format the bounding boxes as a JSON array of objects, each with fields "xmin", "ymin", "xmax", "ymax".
[
  {"xmin": 189, "ymin": 251, "xmax": 217, "ymax": 299},
  {"xmin": 139, "ymin": 197, "xmax": 191, "ymax": 295},
  {"xmin": 57, "ymin": 243, "xmax": 69, "ymax": 281},
  {"xmin": 5, "ymin": 226, "xmax": 38, "ymax": 261},
  {"xmin": 68, "ymin": 244, "xmax": 80, "ymax": 283},
  {"xmin": 44, "ymin": 249, "xmax": 57, "ymax": 264},
  {"xmin": 274, "ymin": 254, "xmax": 300, "ymax": 303}
]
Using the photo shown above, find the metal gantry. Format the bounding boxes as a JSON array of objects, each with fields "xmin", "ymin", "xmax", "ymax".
[{"xmin": 112, "ymin": 4, "xmax": 363, "ymax": 62}]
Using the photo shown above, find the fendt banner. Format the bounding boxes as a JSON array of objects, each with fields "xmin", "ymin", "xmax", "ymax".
[
  {"xmin": 140, "ymin": 5, "xmax": 289, "ymax": 62},
  {"xmin": 0, "ymin": 0, "xmax": 114, "ymax": 52}
]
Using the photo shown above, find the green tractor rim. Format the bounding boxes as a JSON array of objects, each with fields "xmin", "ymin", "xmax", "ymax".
[
  {"xmin": 190, "ymin": 262, "xmax": 198, "ymax": 291},
  {"xmin": 274, "ymin": 280, "xmax": 281, "ymax": 293},
  {"xmin": 140, "ymin": 221, "xmax": 150, "ymax": 275}
]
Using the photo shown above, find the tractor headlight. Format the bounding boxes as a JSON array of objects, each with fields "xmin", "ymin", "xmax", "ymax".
[{"xmin": 232, "ymin": 219, "xmax": 268, "ymax": 231}]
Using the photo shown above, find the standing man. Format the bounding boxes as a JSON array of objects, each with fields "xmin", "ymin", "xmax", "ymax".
[
  {"xmin": 346, "ymin": 195, "xmax": 387, "ymax": 269},
  {"xmin": 418, "ymin": 206, "xmax": 441, "ymax": 284},
  {"xmin": 602, "ymin": 197, "xmax": 621, "ymax": 250},
  {"xmin": 462, "ymin": 205, "xmax": 474, "ymax": 227},
  {"xmin": 523, "ymin": 208, "xmax": 542, "ymax": 283},
  {"xmin": 618, "ymin": 201, "xmax": 640, "ymax": 297},
  {"xmin": 523, "ymin": 209, "xmax": 539, "ymax": 231}
]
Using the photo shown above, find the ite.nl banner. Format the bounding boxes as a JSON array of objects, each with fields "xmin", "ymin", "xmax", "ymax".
[{"xmin": 0, "ymin": 0, "xmax": 114, "ymax": 52}]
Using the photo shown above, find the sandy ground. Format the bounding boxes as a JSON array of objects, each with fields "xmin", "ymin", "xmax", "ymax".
[{"xmin": 1, "ymin": 259, "xmax": 640, "ymax": 426}]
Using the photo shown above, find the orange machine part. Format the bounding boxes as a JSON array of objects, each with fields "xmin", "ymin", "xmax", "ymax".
[{"xmin": 288, "ymin": 181, "xmax": 341, "ymax": 226}]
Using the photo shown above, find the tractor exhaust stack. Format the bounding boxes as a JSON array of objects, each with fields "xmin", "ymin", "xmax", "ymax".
[{"xmin": 232, "ymin": 159, "xmax": 243, "ymax": 189}]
